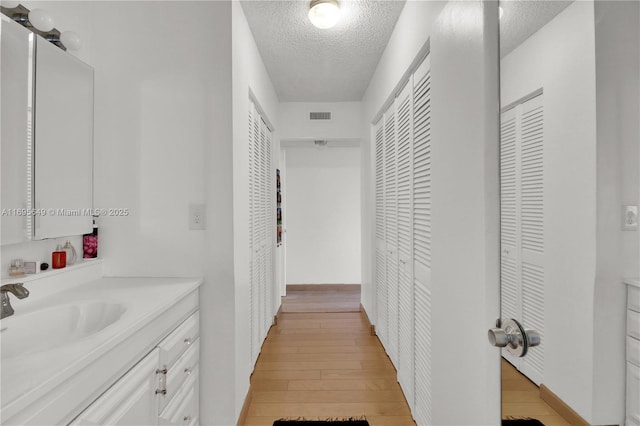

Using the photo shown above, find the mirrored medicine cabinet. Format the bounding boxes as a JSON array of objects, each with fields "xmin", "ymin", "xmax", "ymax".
[{"xmin": 1, "ymin": 14, "xmax": 94, "ymax": 245}]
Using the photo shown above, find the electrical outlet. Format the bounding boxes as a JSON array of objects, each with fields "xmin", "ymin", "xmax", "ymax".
[
  {"xmin": 189, "ymin": 203, "xmax": 206, "ymax": 230},
  {"xmin": 622, "ymin": 205, "xmax": 638, "ymax": 231}
]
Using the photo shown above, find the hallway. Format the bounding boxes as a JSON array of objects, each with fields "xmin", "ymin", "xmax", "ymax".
[{"xmin": 241, "ymin": 310, "xmax": 415, "ymax": 426}]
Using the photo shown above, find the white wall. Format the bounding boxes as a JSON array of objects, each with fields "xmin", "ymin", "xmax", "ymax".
[
  {"xmin": 232, "ymin": 1, "xmax": 280, "ymax": 421},
  {"xmin": 501, "ymin": 2, "xmax": 607, "ymax": 422},
  {"xmin": 285, "ymin": 147, "xmax": 361, "ymax": 285},
  {"xmin": 279, "ymin": 101, "xmax": 361, "ymax": 142}
]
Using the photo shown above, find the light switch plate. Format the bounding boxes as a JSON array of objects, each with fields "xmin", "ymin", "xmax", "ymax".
[
  {"xmin": 189, "ymin": 203, "xmax": 206, "ymax": 230},
  {"xmin": 622, "ymin": 205, "xmax": 638, "ymax": 231}
]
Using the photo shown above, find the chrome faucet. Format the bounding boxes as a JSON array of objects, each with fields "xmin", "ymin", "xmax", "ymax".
[{"xmin": 1, "ymin": 283, "xmax": 29, "ymax": 319}]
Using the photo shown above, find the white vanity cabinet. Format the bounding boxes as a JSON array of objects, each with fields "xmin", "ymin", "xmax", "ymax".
[
  {"xmin": 627, "ymin": 281, "xmax": 640, "ymax": 426},
  {"xmin": 70, "ymin": 311, "xmax": 200, "ymax": 426}
]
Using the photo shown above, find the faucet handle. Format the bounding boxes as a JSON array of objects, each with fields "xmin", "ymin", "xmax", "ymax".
[{"xmin": 0, "ymin": 283, "xmax": 29, "ymax": 299}]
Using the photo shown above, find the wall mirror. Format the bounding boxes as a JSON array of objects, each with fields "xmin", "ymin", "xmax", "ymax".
[{"xmin": 1, "ymin": 15, "xmax": 93, "ymax": 245}]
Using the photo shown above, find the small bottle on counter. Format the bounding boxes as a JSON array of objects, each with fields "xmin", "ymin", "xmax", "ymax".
[
  {"xmin": 63, "ymin": 240, "xmax": 77, "ymax": 265},
  {"xmin": 52, "ymin": 245, "xmax": 67, "ymax": 269},
  {"xmin": 8, "ymin": 259, "xmax": 25, "ymax": 277}
]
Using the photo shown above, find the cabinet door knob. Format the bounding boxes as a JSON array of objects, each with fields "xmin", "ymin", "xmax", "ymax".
[
  {"xmin": 184, "ymin": 415, "xmax": 192, "ymax": 424},
  {"xmin": 184, "ymin": 368, "xmax": 192, "ymax": 375},
  {"xmin": 184, "ymin": 337, "xmax": 192, "ymax": 346}
]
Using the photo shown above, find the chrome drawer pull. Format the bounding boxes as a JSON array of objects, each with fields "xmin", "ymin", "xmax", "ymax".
[{"xmin": 156, "ymin": 367, "xmax": 167, "ymax": 395}]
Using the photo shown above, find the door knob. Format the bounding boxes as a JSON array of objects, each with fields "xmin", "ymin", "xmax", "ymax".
[{"xmin": 488, "ymin": 318, "xmax": 540, "ymax": 357}]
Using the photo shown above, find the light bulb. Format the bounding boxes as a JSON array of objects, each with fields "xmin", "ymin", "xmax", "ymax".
[
  {"xmin": 28, "ymin": 8, "xmax": 54, "ymax": 32},
  {"xmin": 308, "ymin": 0, "xmax": 340, "ymax": 29},
  {"xmin": 60, "ymin": 31, "xmax": 81, "ymax": 50},
  {"xmin": 1, "ymin": 0, "xmax": 20, "ymax": 9}
]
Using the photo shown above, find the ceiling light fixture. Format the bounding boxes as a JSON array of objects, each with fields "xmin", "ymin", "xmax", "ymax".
[{"xmin": 308, "ymin": 0, "xmax": 340, "ymax": 29}]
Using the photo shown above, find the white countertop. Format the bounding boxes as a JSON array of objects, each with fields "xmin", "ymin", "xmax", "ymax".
[
  {"xmin": 0, "ymin": 276, "xmax": 202, "ymax": 420},
  {"xmin": 624, "ymin": 277, "xmax": 640, "ymax": 288}
]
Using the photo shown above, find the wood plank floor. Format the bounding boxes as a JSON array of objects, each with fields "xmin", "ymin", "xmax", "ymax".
[
  {"xmin": 242, "ymin": 311, "xmax": 415, "ymax": 426},
  {"xmin": 502, "ymin": 359, "xmax": 570, "ymax": 425},
  {"xmin": 280, "ymin": 285, "xmax": 361, "ymax": 313},
  {"xmin": 242, "ymin": 287, "xmax": 570, "ymax": 426}
]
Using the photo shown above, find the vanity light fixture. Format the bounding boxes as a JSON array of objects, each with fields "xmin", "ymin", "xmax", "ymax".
[
  {"xmin": 28, "ymin": 8, "xmax": 54, "ymax": 32},
  {"xmin": 308, "ymin": 0, "xmax": 340, "ymax": 29},
  {"xmin": 0, "ymin": 3, "xmax": 81, "ymax": 51}
]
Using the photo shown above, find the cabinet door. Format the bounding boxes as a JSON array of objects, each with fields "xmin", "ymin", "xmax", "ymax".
[
  {"xmin": 70, "ymin": 349, "xmax": 160, "ymax": 426},
  {"xmin": 628, "ymin": 362, "xmax": 640, "ymax": 426},
  {"xmin": 33, "ymin": 35, "xmax": 93, "ymax": 240}
]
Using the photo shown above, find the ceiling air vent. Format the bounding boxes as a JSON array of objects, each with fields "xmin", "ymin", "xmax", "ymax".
[{"xmin": 310, "ymin": 112, "xmax": 331, "ymax": 120}]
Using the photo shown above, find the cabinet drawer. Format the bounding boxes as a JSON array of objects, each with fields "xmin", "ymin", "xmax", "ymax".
[
  {"xmin": 159, "ymin": 367, "xmax": 199, "ymax": 426},
  {"xmin": 627, "ymin": 362, "xmax": 640, "ymax": 426},
  {"xmin": 159, "ymin": 311, "xmax": 199, "ymax": 368},
  {"xmin": 159, "ymin": 338, "xmax": 199, "ymax": 412},
  {"xmin": 630, "ymin": 285, "xmax": 640, "ymax": 313},
  {"xmin": 630, "ymin": 309, "xmax": 640, "ymax": 340}
]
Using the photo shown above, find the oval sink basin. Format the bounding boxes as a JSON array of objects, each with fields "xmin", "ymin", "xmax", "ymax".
[{"xmin": 1, "ymin": 301, "xmax": 126, "ymax": 359}]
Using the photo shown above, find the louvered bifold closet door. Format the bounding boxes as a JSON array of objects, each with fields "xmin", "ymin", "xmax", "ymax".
[
  {"xmin": 264, "ymin": 126, "xmax": 274, "ymax": 334},
  {"xmin": 374, "ymin": 119, "xmax": 388, "ymax": 346},
  {"xmin": 500, "ymin": 107, "xmax": 519, "ymax": 326},
  {"xmin": 383, "ymin": 104, "xmax": 399, "ymax": 367},
  {"xmin": 249, "ymin": 100, "xmax": 276, "ymax": 368},
  {"xmin": 249, "ymin": 103, "xmax": 260, "ymax": 365},
  {"xmin": 395, "ymin": 82, "xmax": 415, "ymax": 410},
  {"xmin": 256, "ymin": 116, "xmax": 266, "ymax": 343},
  {"xmin": 519, "ymin": 95, "xmax": 544, "ymax": 385},
  {"xmin": 412, "ymin": 55, "xmax": 433, "ymax": 426},
  {"xmin": 500, "ymin": 93, "xmax": 545, "ymax": 386},
  {"xmin": 247, "ymin": 102, "xmax": 260, "ymax": 365}
]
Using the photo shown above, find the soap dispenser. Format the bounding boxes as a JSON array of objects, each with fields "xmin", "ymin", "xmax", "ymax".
[{"xmin": 62, "ymin": 241, "xmax": 77, "ymax": 265}]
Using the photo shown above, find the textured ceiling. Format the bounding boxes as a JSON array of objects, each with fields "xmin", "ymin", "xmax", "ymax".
[
  {"xmin": 240, "ymin": 0, "xmax": 406, "ymax": 102},
  {"xmin": 500, "ymin": 0, "xmax": 573, "ymax": 58}
]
